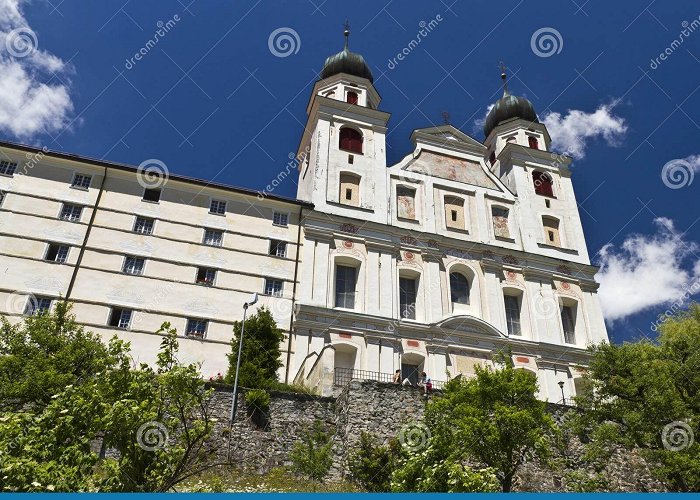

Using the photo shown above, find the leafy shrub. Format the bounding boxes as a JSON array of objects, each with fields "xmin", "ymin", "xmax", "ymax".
[
  {"xmin": 289, "ymin": 420, "xmax": 333, "ymax": 487},
  {"xmin": 347, "ymin": 432, "xmax": 400, "ymax": 491}
]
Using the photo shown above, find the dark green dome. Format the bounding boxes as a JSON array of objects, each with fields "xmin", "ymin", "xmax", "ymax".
[
  {"xmin": 321, "ymin": 30, "xmax": 373, "ymax": 83},
  {"xmin": 483, "ymin": 91, "xmax": 538, "ymax": 137}
]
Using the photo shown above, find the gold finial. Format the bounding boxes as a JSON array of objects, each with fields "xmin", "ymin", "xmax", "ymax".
[
  {"xmin": 499, "ymin": 61, "xmax": 509, "ymax": 96},
  {"xmin": 441, "ymin": 111, "xmax": 450, "ymax": 125},
  {"xmin": 343, "ymin": 20, "xmax": 350, "ymax": 49}
]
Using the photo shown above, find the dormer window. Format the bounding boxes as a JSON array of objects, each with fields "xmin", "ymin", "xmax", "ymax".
[
  {"xmin": 339, "ymin": 127, "xmax": 363, "ymax": 154},
  {"xmin": 346, "ymin": 91, "xmax": 358, "ymax": 105},
  {"xmin": 532, "ymin": 171, "xmax": 554, "ymax": 197},
  {"xmin": 528, "ymin": 136, "xmax": 539, "ymax": 149}
]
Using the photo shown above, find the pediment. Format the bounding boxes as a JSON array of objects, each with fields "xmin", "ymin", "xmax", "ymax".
[
  {"xmin": 436, "ymin": 315, "xmax": 508, "ymax": 339},
  {"xmin": 403, "ymin": 150, "xmax": 500, "ymax": 190}
]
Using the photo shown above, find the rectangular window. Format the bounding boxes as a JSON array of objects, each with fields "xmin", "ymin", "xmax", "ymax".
[
  {"xmin": 24, "ymin": 296, "xmax": 52, "ymax": 316},
  {"xmin": 142, "ymin": 188, "xmax": 161, "ymax": 202},
  {"xmin": 273, "ymin": 211, "xmax": 288, "ymax": 227},
  {"xmin": 196, "ymin": 267, "xmax": 216, "ymax": 286},
  {"xmin": 59, "ymin": 204, "xmax": 82, "ymax": 222},
  {"xmin": 210, "ymin": 199, "xmax": 226, "ymax": 215},
  {"xmin": 399, "ymin": 277, "xmax": 417, "ymax": 320},
  {"xmin": 264, "ymin": 278, "xmax": 283, "ymax": 297},
  {"xmin": 561, "ymin": 305, "xmax": 576, "ymax": 344},
  {"xmin": 186, "ymin": 318, "xmax": 208, "ymax": 338},
  {"xmin": 397, "ymin": 186, "xmax": 416, "ymax": 220},
  {"xmin": 71, "ymin": 173, "xmax": 92, "ymax": 189},
  {"xmin": 504, "ymin": 295, "xmax": 522, "ymax": 336},
  {"xmin": 0, "ymin": 161, "xmax": 17, "ymax": 176},
  {"xmin": 203, "ymin": 229, "xmax": 223, "ymax": 247},
  {"xmin": 133, "ymin": 216, "xmax": 154, "ymax": 235},
  {"xmin": 445, "ymin": 196, "xmax": 465, "ymax": 230},
  {"xmin": 122, "ymin": 256, "xmax": 145, "ymax": 275},
  {"xmin": 269, "ymin": 240, "xmax": 287, "ymax": 258},
  {"xmin": 108, "ymin": 308, "xmax": 133, "ymax": 329},
  {"xmin": 335, "ymin": 265, "xmax": 357, "ymax": 308},
  {"xmin": 45, "ymin": 243, "xmax": 69, "ymax": 263}
]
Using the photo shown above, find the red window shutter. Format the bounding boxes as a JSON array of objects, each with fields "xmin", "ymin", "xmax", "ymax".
[
  {"xmin": 528, "ymin": 136, "xmax": 539, "ymax": 149},
  {"xmin": 347, "ymin": 92, "xmax": 358, "ymax": 105},
  {"xmin": 340, "ymin": 128, "xmax": 363, "ymax": 154}
]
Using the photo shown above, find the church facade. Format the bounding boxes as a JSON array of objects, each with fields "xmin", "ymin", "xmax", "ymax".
[{"xmin": 0, "ymin": 33, "xmax": 607, "ymax": 403}]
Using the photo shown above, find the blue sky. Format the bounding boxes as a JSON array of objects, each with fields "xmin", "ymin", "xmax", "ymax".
[{"xmin": 2, "ymin": 0, "xmax": 699, "ymax": 344}]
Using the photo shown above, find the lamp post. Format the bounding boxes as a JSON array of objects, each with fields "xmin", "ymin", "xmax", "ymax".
[
  {"xmin": 226, "ymin": 293, "xmax": 258, "ymax": 462},
  {"xmin": 558, "ymin": 380, "xmax": 565, "ymax": 405}
]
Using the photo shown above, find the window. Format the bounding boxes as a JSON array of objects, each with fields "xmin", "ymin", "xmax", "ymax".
[
  {"xmin": 196, "ymin": 267, "xmax": 216, "ymax": 286},
  {"xmin": 123, "ymin": 256, "xmax": 145, "ymax": 275},
  {"xmin": 450, "ymin": 272, "xmax": 470, "ymax": 305},
  {"xmin": 335, "ymin": 265, "xmax": 357, "ymax": 308},
  {"xmin": 528, "ymin": 136, "xmax": 539, "ymax": 149},
  {"xmin": 0, "ymin": 161, "xmax": 17, "ymax": 176},
  {"xmin": 346, "ymin": 91, "xmax": 358, "ymax": 105},
  {"xmin": 269, "ymin": 240, "xmax": 287, "ymax": 258},
  {"xmin": 59, "ymin": 204, "xmax": 82, "ymax": 222},
  {"xmin": 109, "ymin": 308, "xmax": 133, "ymax": 329},
  {"xmin": 210, "ymin": 199, "xmax": 226, "ymax": 215},
  {"xmin": 492, "ymin": 206, "xmax": 510, "ymax": 239},
  {"xmin": 532, "ymin": 171, "xmax": 554, "ymax": 197},
  {"xmin": 186, "ymin": 318, "xmax": 208, "ymax": 338},
  {"xmin": 399, "ymin": 277, "xmax": 417, "ymax": 320},
  {"xmin": 0, "ymin": 191, "xmax": 4, "ymax": 206},
  {"xmin": 133, "ymin": 216, "xmax": 154, "ymax": 235},
  {"xmin": 203, "ymin": 229, "xmax": 223, "ymax": 247},
  {"xmin": 561, "ymin": 305, "xmax": 576, "ymax": 344},
  {"xmin": 71, "ymin": 173, "xmax": 92, "ymax": 189},
  {"xmin": 142, "ymin": 188, "xmax": 161, "ymax": 202},
  {"xmin": 339, "ymin": 173, "xmax": 360, "ymax": 207},
  {"xmin": 542, "ymin": 216, "xmax": 561, "ymax": 247},
  {"xmin": 397, "ymin": 186, "xmax": 416, "ymax": 220},
  {"xmin": 45, "ymin": 244, "xmax": 69, "ymax": 263},
  {"xmin": 273, "ymin": 211, "xmax": 288, "ymax": 227},
  {"xmin": 339, "ymin": 127, "xmax": 363, "ymax": 154},
  {"xmin": 444, "ymin": 196, "xmax": 465, "ymax": 230},
  {"xmin": 264, "ymin": 278, "xmax": 283, "ymax": 297},
  {"xmin": 24, "ymin": 296, "xmax": 52, "ymax": 316},
  {"xmin": 504, "ymin": 295, "xmax": 522, "ymax": 336}
]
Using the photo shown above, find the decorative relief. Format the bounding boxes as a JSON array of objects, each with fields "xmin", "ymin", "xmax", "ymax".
[
  {"xmin": 502, "ymin": 254, "xmax": 519, "ymax": 265},
  {"xmin": 506, "ymin": 270, "xmax": 517, "ymax": 281},
  {"xmin": 561, "ymin": 282, "xmax": 571, "ymax": 290},
  {"xmin": 557, "ymin": 264, "xmax": 572, "ymax": 275},
  {"xmin": 339, "ymin": 223, "xmax": 359, "ymax": 234},
  {"xmin": 482, "ymin": 250, "xmax": 495, "ymax": 260},
  {"xmin": 426, "ymin": 239, "xmax": 440, "ymax": 249},
  {"xmin": 404, "ymin": 251, "xmax": 415, "ymax": 261},
  {"xmin": 400, "ymin": 235, "xmax": 418, "ymax": 245},
  {"xmin": 343, "ymin": 240, "xmax": 354, "ymax": 249}
]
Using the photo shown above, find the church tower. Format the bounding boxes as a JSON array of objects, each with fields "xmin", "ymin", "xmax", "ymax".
[
  {"xmin": 295, "ymin": 26, "xmax": 391, "ymax": 225},
  {"xmin": 483, "ymin": 68, "xmax": 591, "ymax": 265}
]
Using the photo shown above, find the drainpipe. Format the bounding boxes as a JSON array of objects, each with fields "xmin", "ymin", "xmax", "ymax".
[
  {"xmin": 284, "ymin": 205, "xmax": 304, "ymax": 383},
  {"xmin": 65, "ymin": 166, "xmax": 107, "ymax": 301}
]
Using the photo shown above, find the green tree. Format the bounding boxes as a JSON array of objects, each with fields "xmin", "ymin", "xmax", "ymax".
[
  {"xmin": 425, "ymin": 353, "xmax": 556, "ymax": 492},
  {"xmin": 289, "ymin": 419, "xmax": 333, "ymax": 487},
  {"xmin": 0, "ymin": 301, "xmax": 115, "ymax": 411},
  {"xmin": 575, "ymin": 304, "xmax": 700, "ymax": 491},
  {"xmin": 347, "ymin": 432, "xmax": 400, "ymax": 491},
  {"xmin": 225, "ymin": 307, "xmax": 284, "ymax": 389}
]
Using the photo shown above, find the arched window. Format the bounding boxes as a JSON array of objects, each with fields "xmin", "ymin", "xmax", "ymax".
[
  {"xmin": 450, "ymin": 272, "xmax": 470, "ymax": 305},
  {"xmin": 346, "ymin": 91, "xmax": 358, "ymax": 105},
  {"xmin": 339, "ymin": 173, "xmax": 360, "ymax": 207},
  {"xmin": 542, "ymin": 216, "xmax": 561, "ymax": 247},
  {"xmin": 339, "ymin": 127, "xmax": 363, "ymax": 154},
  {"xmin": 528, "ymin": 136, "xmax": 539, "ymax": 149},
  {"xmin": 532, "ymin": 170, "xmax": 554, "ymax": 197}
]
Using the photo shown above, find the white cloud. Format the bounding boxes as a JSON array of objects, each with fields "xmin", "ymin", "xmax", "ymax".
[
  {"xmin": 0, "ymin": 0, "xmax": 74, "ymax": 140},
  {"xmin": 541, "ymin": 102, "xmax": 627, "ymax": 159},
  {"xmin": 473, "ymin": 104, "xmax": 494, "ymax": 134},
  {"xmin": 596, "ymin": 218, "xmax": 700, "ymax": 323}
]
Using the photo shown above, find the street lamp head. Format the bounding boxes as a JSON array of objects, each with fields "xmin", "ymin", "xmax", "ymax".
[
  {"xmin": 246, "ymin": 293, "xmax": 259, "ymax": 307},
  {"xmin": 558, "ymin": 381, "xmax": 565, "ymax": 388}
]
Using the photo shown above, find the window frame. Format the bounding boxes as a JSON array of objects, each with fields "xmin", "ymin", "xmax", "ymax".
[
  {"xmin": 561, "ymin": 304, "xmax": 577, "ymax": 344},
  {"xmin": 122, "ymin": 255, "xmax": 145, "ymax": 275},
  {"xmin": 449, "ymin": 272, "xmax": 470, "ymax": 305},
  {"xmin": 272, "ymin": 211, "xmax": 289, "ymax": 227},
  {"xmin": 71, "ymin": 173, "xmax": 92, "ymax": 190},
  {"xmin": 203, "ymin": 228, "xmax": 224, "ymax": 247},
  {"xmin": 45, "ymin": 243, "xmax": 69, "ymax": 263},
  {"xmin": 196, "ymin": 267, "xmax": 217, "ymax": 286},
  {"xmin": 504, "ymin": 294, "xmax": 522, "ymax": 336},
  {"xmin": 59, "ymin": 203, "xmax": 83, "ymax": 222},
  {"xmin": 263, "ymin": 278, "xmax": 284, "ymax": 297},
  {"xmin": 185, "ymin": 318, "xmax": 208, "ymax": 338},
  {"xmin": 109, "ymin": 308, "xmax": 133, "ymax": 329},
  {"xmin": 133, "ymin": 216, "xmax": 155, "ymax": 235},
  {"xmin": 142, "ymin": 188, "xmax": 162, "ymax": 203},
  {"xmin": 0, "ymin": 161, "xmax": 18, "ymax": 177},
  {"xmin": 532, "ymin": 170, "xmax": 555, "ymax": 198},
  {"xmin": 24, "ymin": 296, "xmax": 52, "ymax": 316},
  {"xmin": 209, "ymin": 198, "xmax": 227, "ymax": 216},
  {"xmin": 334, "ymin": 264, "xmax": 357, "ymax": 309},
  {"xmin": 269, "ymin": 239, "xmax": 287, "ymax": 258},
  {"xmin": 399, "ymin": 276, "xmax": 418, "ymax": 320},
  {"xmin": 339, "ymin": 127, "xmax": 363, "ymax": 154}
]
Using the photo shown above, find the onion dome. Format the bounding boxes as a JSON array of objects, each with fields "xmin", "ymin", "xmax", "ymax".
[
  {"xmin": 483, "ymin": 68, "xmax": 538, "ymax": 137},
  {"xmin": 321, "ymin": 26, "xmax": 374, "ymax": 83}
]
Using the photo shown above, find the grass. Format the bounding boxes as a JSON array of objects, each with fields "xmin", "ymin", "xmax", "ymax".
[{"xmin": 178, "ymin": 466, "xmax": 361, "ymax": 493}]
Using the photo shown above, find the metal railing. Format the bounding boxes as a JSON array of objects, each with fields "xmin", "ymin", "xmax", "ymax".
[{"xmin": 334, "ymin": 367, "xmax": 445, "ymax": 390}]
